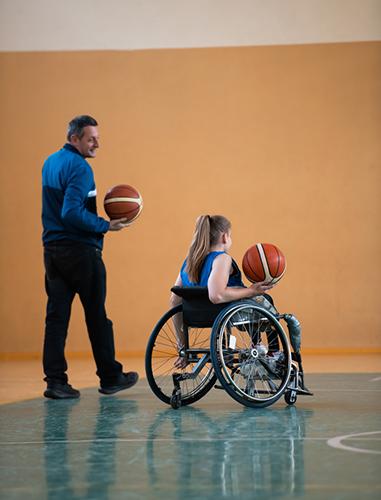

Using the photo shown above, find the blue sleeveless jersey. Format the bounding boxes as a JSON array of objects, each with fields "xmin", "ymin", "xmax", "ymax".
[{"xmin": 180, "ymin": 251, "xmax": 244, "ymax": 287}]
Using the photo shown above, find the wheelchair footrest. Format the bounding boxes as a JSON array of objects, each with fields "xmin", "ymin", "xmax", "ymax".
[{"xmin": 296, "ymin": 386, "xmax": 313, "ymax": 396}]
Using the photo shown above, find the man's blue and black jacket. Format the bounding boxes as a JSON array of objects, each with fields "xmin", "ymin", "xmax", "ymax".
[{"xmin": 42, "ymin": 144, "xmax": 109, "ymax": 250}]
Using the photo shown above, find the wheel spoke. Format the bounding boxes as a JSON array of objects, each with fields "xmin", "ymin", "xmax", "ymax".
[
  {"xmin": 212, "ymin": 303, "xmax": 291, "ymax": 407},
  {"xmin": 146, "ymin": 305, "xmax": 216, "ymax": 405}
]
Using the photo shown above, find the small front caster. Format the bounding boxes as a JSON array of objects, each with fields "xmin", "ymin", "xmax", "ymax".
[{"xmin": 285, "ymin": 390, "xmax": 297, "ymax": 405}]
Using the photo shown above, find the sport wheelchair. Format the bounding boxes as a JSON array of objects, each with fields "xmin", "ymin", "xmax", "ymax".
[{"xmin": 145, "ymin": 287, "xmax": 312, "ymax": 409}]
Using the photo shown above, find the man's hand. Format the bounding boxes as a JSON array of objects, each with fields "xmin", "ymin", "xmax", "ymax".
[{"xmin": 109, "ymin": 218, "xmax": 129, "ymax": 231}]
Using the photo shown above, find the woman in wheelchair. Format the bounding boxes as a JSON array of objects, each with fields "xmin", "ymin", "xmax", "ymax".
[
  {"xmin": 145, "ymin": 214, "xmax": 312, "ymax": 409},
  {"xmin": 170, "ymin": 215, "xmax": 276, "ymax": 368}
]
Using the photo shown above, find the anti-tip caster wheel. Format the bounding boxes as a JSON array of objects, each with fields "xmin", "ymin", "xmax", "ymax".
[{"xmin": 170, "ymin": 392, "xmax": 182, "ymax": 409}]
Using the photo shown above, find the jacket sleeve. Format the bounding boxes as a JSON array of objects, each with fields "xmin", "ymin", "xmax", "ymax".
[{"xmin": 61, "ymin": 161, "xmax": 110, "ymax": 234}]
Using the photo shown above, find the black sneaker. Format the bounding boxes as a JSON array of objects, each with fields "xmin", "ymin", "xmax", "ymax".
[
  {"xmin": 44, "ymin": 383, "xmax": 80, "ymax": 399},
  {"xmin": 99, "ymin": 372, "xmax": 139, "ymax": 395}
]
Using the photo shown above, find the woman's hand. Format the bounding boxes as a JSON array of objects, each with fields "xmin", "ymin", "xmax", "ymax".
[{"xmin": 248, "ymin": 280, "xmax": 275, "ymax": 295}]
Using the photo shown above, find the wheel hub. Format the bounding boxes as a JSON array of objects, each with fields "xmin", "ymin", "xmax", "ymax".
[{"xmin": 251, "ymin": 348, "xmax": 260, "ymax": 358}]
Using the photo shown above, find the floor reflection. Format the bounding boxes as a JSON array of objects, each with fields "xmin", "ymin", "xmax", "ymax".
[
  {"xmin": 146, "ymin": 405, "xmax": 314, "ymax": 497},
  {"xmin": 44, "ymin": 399, "xmax": 79, "ymax": 499},
  {"xmin": 43, "ymin": 397, "xmax": 138, "ymax": 499},
  {"xmin": 42, "ymin": 395, "xmax": 314, "ymax": 498},
  {"xmin": 2, "ymin": 373, "xmax": 378, "ymax": 499}
]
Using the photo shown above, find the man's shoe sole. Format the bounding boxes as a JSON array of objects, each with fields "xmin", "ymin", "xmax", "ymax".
[
  {"xmin": 98, "ymin": 376, "xmax": 139, "ymax": 395},
  {"xmin": 44, "ymin": 389, "xmax": 80, "ymax": 399}
]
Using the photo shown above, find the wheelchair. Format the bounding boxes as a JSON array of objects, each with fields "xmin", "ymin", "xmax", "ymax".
[{"xmin": 145, "ymin": 286, "xmax": 312, "ymax": 409}]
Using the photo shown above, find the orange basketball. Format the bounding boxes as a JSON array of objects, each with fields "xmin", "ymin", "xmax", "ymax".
[
  {"xmin": 104, "ymin": 184, "xmax": 143, "ymax": 223},
  {"xmin": 242, "ymin": 243, "xmax": 286, "ymax": 284}
]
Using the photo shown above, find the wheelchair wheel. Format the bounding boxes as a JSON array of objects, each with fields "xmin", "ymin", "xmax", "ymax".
[
  {"xmin": 210, "ymin": 302, "xmax": 292, "ymax": 408},
  {"xmin": 284, "ymin": 389, "xmax": 297, "ymax": 405},
  {"xmin": 145, "ymin": 305, "xmax": 216, "ymax": 406}
]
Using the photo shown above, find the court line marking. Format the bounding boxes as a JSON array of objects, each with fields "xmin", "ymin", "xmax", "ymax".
[
  {"xmin": 370, "ymin": 376, "xmax": 381, "ymax": 382},
  {"xmin": 327, "ymin": 431, "xmax": 381, "ymax": 455},
  {"xmin": 1, "ymin": 436, "xmax": 381, "ymax": 446},
  {"xmin": 310, "ymin": 389, "xmax": 381, "ymax": 392}
]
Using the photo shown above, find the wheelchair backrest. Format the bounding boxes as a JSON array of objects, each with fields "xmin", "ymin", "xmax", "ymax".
[{"xmin": 171, "ymin": 286, "xmax": 232, "ymax": 328}]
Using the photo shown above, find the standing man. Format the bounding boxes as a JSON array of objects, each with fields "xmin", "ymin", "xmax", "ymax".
[{"xmin": 42, "ymin": 115, "xmax": 138, "ymax": 399}]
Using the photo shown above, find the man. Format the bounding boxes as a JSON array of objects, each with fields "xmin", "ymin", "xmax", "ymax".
[{"xmin": 41, "ymin": 115, "xmax": 138, "ymax": 399}]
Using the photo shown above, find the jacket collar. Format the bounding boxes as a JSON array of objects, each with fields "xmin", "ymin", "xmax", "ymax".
[{"xmin": 63, "ymin": 143, "xmax": 83, "ymax": 157}]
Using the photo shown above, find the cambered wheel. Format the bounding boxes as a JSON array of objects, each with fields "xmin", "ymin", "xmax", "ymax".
[
  {"xmin": 210, "ymin": 302, "xmax": 292, "ymax": 408},
  {"xmin": 145, "ymin": 305, "xmax": 216, "ymax": 406}
]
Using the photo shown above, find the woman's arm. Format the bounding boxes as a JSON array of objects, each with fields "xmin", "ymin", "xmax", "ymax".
[
  {"xmin": 169, "ymin": 274, "xmax": 188, "ymax": 368},
  {"xmin": 170, "ymin": 273, "xmax": 183, "ymax": 307},
  {"xmin": 208, "ymin": 253, "xmax": 273, "ymax": 304}
]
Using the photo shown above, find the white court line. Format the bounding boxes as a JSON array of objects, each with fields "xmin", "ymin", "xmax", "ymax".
[
  {"xmin": 1, "ymin": 436, "xmax": 381, "ymax": 446},
  {"xmin": 0, "ymin": 437, "xmax": 329, "ymax": 446},
  {"xmin": 311, "ymin": 389, "xmax": 381, "ymax": 392},
  {"xmin": 327, "ymin": 431, "xmax": 381, "ymax": 455},
  {"xmin": 370, "ymin": 376, "xmax": 381, "ymax": 382}
]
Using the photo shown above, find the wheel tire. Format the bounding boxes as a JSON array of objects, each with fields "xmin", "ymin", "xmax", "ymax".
[
  {"xmin": 211, "ymin": 302, "xmax": 292, "ymax": 408},
  {"xmin": 145, "ymin": 305, "xmax": 216, "ymax": 406},
  {"xmin": 285, "ymin": 390, "xmax": 297, "ymax": 405}
]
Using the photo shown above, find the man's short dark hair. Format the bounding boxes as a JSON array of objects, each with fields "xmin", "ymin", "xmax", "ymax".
[{"xmin": 67, "ymin": 115, "xmax": 98, "ymax": 141}]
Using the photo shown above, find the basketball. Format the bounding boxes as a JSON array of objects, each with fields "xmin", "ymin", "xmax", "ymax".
[
  {"xmin": 104, "ymin": 184, "xmax": 143, "ymax": 223},
  {"xmin": 242, "ymin": 243, "xmax": 286, "ymax": 284}
]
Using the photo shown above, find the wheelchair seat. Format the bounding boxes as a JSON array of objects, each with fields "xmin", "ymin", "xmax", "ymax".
[{"xmin": 171, "ymin": 286, "xmax": 233, "ymax": 328}]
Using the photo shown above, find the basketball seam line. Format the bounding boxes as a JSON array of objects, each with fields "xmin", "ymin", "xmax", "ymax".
[
  {"xmin": 104, "ymin": 197, "xmax": 142, "ymax": 205},
  {"xmin": 257, "ymin": 243, "xmax": 271, "ymax": 283}
]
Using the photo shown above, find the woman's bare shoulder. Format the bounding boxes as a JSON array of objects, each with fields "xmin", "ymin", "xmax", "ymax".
[{"xmin": 213, "ymin": 253, "xmax": 232, "ymax": 266}]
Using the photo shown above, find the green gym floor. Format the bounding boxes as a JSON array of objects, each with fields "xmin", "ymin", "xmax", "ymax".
[{"xmin": 0, "ymin": 360, "xmax": 380, "ymax": 499}]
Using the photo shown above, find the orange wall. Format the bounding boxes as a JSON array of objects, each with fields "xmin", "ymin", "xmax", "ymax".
[{"xmin": 0, "ymin": 42, "xmax": 380, "ymax": 357}]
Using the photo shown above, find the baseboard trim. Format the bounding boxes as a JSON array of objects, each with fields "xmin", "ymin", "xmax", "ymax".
[{"xmin": 1, "ymin": 348, "xmax": 380, "ymax": 361}]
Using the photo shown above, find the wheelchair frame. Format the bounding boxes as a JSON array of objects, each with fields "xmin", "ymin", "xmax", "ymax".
[{"xmin": 145, "ymin": 287, "xmax": 311, "ymax": 409}]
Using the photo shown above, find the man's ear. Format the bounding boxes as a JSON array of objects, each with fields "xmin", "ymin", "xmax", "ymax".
[{"xmin": 221, "ymin": 232, "xmax": 228, "ymax": 244}]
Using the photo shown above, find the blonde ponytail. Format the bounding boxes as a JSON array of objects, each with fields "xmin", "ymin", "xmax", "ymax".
[{"xmin": 185, "ymin": 215, "xmax": 231, "ymax": 283}]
